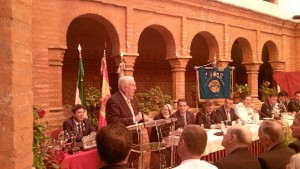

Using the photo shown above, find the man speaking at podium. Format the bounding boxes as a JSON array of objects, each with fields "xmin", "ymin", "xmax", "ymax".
[{"xmin": 106, "ymin": 76, "xmax": 148, "ymax": 143}]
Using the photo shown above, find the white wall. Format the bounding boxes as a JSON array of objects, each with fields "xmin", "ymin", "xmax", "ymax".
[{"xmin": 216, "ymin": 0, "xmax": 300, "ymax": 20}]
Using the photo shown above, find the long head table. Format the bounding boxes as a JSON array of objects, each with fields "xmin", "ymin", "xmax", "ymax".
[
  {"xmin": 60, "ymin": 149, "xmax": 99, "ymax": 169},
  {"xmin": 162, "ymin": 124, "xmax": 260, "ymax": 156}
]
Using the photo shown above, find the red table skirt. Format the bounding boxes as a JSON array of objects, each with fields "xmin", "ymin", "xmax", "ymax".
[
  {"xmin": 60, "ymin": 149, "xmax": 99, "ymax": 169},
  {"xmin": 201, "ymin": 140, "xmax": 264, "ymax": 162}
]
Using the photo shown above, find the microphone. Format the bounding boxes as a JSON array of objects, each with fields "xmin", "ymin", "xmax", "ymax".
[
  {"xmin": 134, "ymin": 95, "xmax": 145, "ymax": 124},
  {"xmin": 199, "ymin": 111, "xmax": 224, "ymax": 136}
]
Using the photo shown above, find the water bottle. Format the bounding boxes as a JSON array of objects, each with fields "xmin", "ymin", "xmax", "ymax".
[{"xmin": 220, "ymin": 121, "xmax": 226, "ymax": 131}]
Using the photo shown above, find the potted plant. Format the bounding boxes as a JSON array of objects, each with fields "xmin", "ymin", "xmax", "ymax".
[
  {"xmin": 259, "ymin": 81, "xmax": 278, "ymax": 102},
  {"xmin": 233, "ymin": 84, "xmax": 251, "ymax": 104},
  {"xmin": 85, "ymin": 87, "xmax": 101, "ymax": 129},
  {"xmin": 136, "ymin": 86, "xmax": 172, "ymax": 117}
]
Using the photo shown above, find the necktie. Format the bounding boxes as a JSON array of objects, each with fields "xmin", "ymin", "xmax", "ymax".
[
  {"xmin": 227, "ymin": 110, "xmax": 231, "ymax": 121},
  {"xmin": 77, "ymin": 123, "xmax": 83, "ymax": 135},
  {"xmin": 182, "ymin": 115, "xmax": 187, "ymax": 125},
  {"xmin": 126, "ymin": 100, "xmax": 136, "ymax": 123}
]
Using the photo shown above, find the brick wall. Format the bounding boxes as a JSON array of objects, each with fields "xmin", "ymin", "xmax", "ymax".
[{"xmin": 0, "ymin": 0, "xmax": 33, "ymax": 168}]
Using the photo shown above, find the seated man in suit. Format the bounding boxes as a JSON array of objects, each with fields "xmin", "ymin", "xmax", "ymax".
[
  {"xmin": 214, "ymin": 125, "xmax": 261, "ymax": 169},
  {"xmin": 258, "ymin": 120, "xmax": 295, "ymax": 169},
  {"xmin": 289, "ymin": 113, "xmax": 300, "ymax": 153},
  {"xmin": 171, "ymin": 99, "xmax": 195, "ymax": 131},
  {"xmin": 260, "ymin": 93, "xmax": 278, "ymax": 119},
  {"xmin": 288, "ymin": 91, "xmax": 300, "ymax": 113},
  {"xmin": 278, "ymin": 90, "xmax": 289, "ymax": 112},
  {"xmin": 196, "ymin": 99, "xmax": 221, "ymax": 129},
  {"xmin": 96, "ymin": 123, "xmax": 133, "ymax": 169},
  {"xmin": 63, "ymin": 104, "xmax": 95, "ymax": 142},
  {"xmin": 173, "ymin": 125, "xmax": 217, "ymax": 169},
  {"xmin": 216, "ymin": 98, "xmax": 239, "ymax": 126}
]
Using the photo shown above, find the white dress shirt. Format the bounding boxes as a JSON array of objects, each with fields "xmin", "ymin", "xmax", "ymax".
[
  {"xmin": 173, "ymin": 159, "xmax": 217, "ymax": 169},
  {"xmin": 235, "ymin": 102, "xmax": 255, "ymax": 123}
]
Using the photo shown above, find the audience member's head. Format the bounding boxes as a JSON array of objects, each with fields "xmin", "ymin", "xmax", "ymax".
[
  {"xmin": 72, "ymin": 104, "xmax": 85, "ymax": 122},
  {"xmin": 291, "ymin": 113, "xmax": 300, "ymax": 139},
  {"xmin": 221, "ymin": 125, "xmax": 252, "ymax": 153},
  {"xmin": 278, "ymin": 90, "xmax": 289, "ymax": 103},
  {"xmin": 177, "ymin": 125, "xmax": 207, "ymax": 160},
  {"xmin": 241, "ymin": 94, "xmax": 252, "ymax": 108},
  {"xmin": 161, "ymin": 104, "xmax": 172, "ymax": 119},
  {"xmin": 258, "ymin": 120, "xmax": 283, "ymax": 150},
  {"xmin": 177, "ymin": 99, "xmax": 188, "ymax": 114},
  {"xmin": 286, "ymin": 153, "xmax": 300, "ymax": 169},
  {"xmin": 295, "ymin": 91, "xmax": 300, "ymax": 102},
  {"xmin": 224, "ymin": 98, "xmax": 234, "ymax": 110},
  {"xmin": 96, "ymin": 123, "xmax": 132, "ymax": 166},
  {"xmin": 267, "ymin": 93, "xmax": 278, "ymax": 106},
  {"xmin": 204, "ymin": 99, "xmax": 215, "ymax": 114},
  {"xmin": 118, "ymin": 76, "xmax": 136, "ymax": 99}
]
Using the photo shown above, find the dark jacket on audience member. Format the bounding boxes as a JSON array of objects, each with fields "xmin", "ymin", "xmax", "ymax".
[
  {"xmin": 149, "ymin": 113, "xmax": 172, "ymax": 142},
  {"xmin": 260, "ymin": 102, "xmax": 274, "ymax": 119},
  {"xmin": 170, "ymin": 111, "xmax": 194, "ymax": 130},
  {"xmin": 288, "ymin": 140, "xmax": 300, "ymax": 153},
  {"xmin": 287, "ymin": 99, "xmax": 300, "ymax": 113},
  {"xmin": 214, "ymin": 147, "xmax": 261, "ymax": 169},
  {"xmin": 258, "ymin": 143, "xmax": 295, "ymax": 169},
  {"xmin": 216, "ymin": 105, "xmax": 239, "ymax": 124},
  {"xmin": 196, "ymin": 108, "xmax": 221, "ymax": 129}
]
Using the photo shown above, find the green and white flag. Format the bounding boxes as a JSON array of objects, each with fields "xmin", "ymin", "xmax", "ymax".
[{"xmin": 75, "ymin": 53, "xmax": 85, "ymax": 106}]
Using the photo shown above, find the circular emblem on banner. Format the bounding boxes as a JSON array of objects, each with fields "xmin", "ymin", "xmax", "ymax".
[{"xmin": 208, "ymin": 80, "xmax": 220, "ymax": 93}]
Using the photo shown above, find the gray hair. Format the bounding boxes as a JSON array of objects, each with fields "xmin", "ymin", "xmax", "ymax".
[
  {"xmin": 259, "ymin": 120, "xmax": 283, "ymax": 142},
  {"xmin": 118, "ymin": 76, "xmax": 134, "ymax": 91}
]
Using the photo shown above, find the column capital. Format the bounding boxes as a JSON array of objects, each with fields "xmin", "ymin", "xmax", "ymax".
[
  {"xmin": 269, "ymin": 60, "xmax": 285, "ymax": 72},
  {"xmin": 48, "ymin": 46, "xmax": 67, "ymax": 66},
  {"xmin": 167, "ymin": 56, "xmax": 191, "ymax": 71},
  {"xmin": 242, "ymin": 61, "xmax": 263, "ymax": 72},
  {"xmin": 216, "ymin": 59, "xmax": 233, "ymax": 68},
  {"xmin": 112, "ymin": 52, "xmax": 139, "ymax": 76}
]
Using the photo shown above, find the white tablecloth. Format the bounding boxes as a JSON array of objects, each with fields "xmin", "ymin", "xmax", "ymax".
[{"xmin": 162, "ymin": 124, "xmax": 260, "ymax": 156}]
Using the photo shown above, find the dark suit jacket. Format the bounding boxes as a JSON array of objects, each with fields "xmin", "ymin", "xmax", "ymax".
[
  {"xmin": 63, "ymin": 117, "xmax": 95, "ymax": 141},
  {"xmin": 106, "ymin": 91, "xmax": 139, "ymax": 126},
  {"xmin": 216, "ymin": 105, "xmax": 239, "ymax": 123},
  {"xmin": 258, "ymin": 143, "xmax": 295, "ymax": 169},
  {"xmin": 149, "ymin": 114, "xmax": 171, "ymax": 142},
  {"xmin": 288, "ymin": 140, "xmax": 300, "ymax": 153},
  {"xmin": 260, "ymin": 102, "xmax": 273, "ymax": 119},
  {"xmin": 288, "ymin": 99, "xmax": 300, "ymax": 112},
  {"xmin": 99, "ymin": 165, "xmax": 134, "ymax": 169},
  {"xmin": 170, "ymin": 111, "xmax": 195, "ymax": 130},
  {"xmin": 196, "ymin": 108, "xmax": 221, "ymax": 129},
  {"xmin": 214, "ymin": 147, "xmax": 261, "ymax": 169}
]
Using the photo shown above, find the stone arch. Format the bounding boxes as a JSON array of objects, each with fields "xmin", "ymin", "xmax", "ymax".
[
  {"xmin": 258, "ymin": 40, "xmax": 280, "ymax": 99},
  {"xmin": 134, "ymin": 25, "xmax": 174, "ymax": 96},
  {"xmin": 62, "ymin": 15, "xmax": 120, "ymax": 105},
  {"xmin": 65, "ymin": 14, "xmax": 120, "ymax": 56},
  {"xmin": 185, "ymin": 31, "xmax": 219, "ymax": 106},
  {"xmin": 232, "ymin": 37, "xmax": 253, "ymax": 63},
  {"xmin": 190, "ymin": 31, "xmax": 219, "ymax": 61},
  {"xmin": 228, "ymin": 37, "xmax": 253, "ymax": 86},
  {"xmin": 143, "ymin": 24, "xmax": 176, "ymax": 59},
  {"xmin": 262, "ymin": 40, "xmax": 279, "ymax": 61}
]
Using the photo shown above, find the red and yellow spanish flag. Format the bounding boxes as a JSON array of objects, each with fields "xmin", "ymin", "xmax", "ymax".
[{"xmin": 98, "ymin": 49, "xmax": 111, "ymax": 128}]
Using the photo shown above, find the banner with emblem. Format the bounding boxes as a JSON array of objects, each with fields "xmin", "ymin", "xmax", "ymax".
[{"xmin": 198, "ymin": 67, "xmax": 231, "ymax": 99}]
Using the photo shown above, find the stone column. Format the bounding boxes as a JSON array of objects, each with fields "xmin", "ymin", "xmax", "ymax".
[
  {"xmin": 113, "ymin": 52, "xmax": 138, "ymax": 77},
  {"xmin": 47, "ymin": 46, "xmax": 67, "ymax": 128},
  {"xmin": 243, "ymin": 62, "xmax": 262, "ymax": 99},
  {"xmin": 0, "ymin": 0, "xmax": 33, "ymax": 168},
  {"xmin": 168, "ymin": 56, "xmax": 191, "ymax": 102}
]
